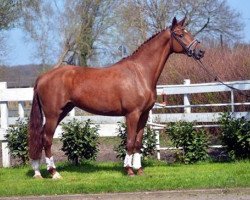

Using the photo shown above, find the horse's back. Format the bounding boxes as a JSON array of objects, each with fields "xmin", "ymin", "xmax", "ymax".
[
  {"xmin": 35, "ymin": 63, "xmax": 152, "ymax": 116},
  {"xmin": 35, "ymin": 65, "xmax": 126, "ymax": 115}
]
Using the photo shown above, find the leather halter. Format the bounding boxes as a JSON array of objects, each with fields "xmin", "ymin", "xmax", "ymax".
[{"xmin": 171, "ymin": 29, "xmax": 200, "ymax": 57}]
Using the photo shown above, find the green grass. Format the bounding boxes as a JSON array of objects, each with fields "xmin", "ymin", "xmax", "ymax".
[{"xmin": 0, "ymin": 160, "xmax": 249, "ymax": 197}]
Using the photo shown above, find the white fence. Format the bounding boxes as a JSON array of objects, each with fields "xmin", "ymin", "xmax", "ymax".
[
  {"xmin": 153, "ymin": 79, "xmax": 250, "ymax": 159},
  {"xmin": 1, "ymin": 79, "xmax": 250, "ymax": 167}
]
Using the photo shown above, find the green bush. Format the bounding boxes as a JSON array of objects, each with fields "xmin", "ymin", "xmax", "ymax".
[
  {"xmin": 219, "ymin": 113, "xmax": 250, "ymax": 160},
  {"xmin": 61, "ymin": 119, "xmax": 99, "ymax": 165},
  {"xmin": 5, "ymin": 119, "xmax": 29, "ymax": 165},
  {"xmin": 142, "ymin": 126, "xmax": 157, "ymax": 157},
  {"xmin": 167, "ymin": 121, "xmax": 209, "ymax": 164},
  {"xmin": 114, "ymin": 122, "xmax": 127, "ymax": 160},
  {"xmin": 114, "ymin": 122, "xmax": 157, "ymax": 160}
]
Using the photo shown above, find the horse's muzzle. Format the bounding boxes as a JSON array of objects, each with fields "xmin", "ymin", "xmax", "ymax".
[{"xmin": 192, "ymin": 49, "xmax": 205, "ymax": 60}]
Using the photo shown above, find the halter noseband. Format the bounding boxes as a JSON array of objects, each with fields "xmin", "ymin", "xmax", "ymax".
[{"xmin": 171, "ymin": 30, "xmax": 200, "ymax": 57}]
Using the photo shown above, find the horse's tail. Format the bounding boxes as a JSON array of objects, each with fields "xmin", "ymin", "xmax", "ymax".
[{"xmin": 28, "ymin": 82, "xmax": 44, "ymax": 160}]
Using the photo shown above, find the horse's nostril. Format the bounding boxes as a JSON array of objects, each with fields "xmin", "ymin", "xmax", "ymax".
[
  {"xmin": 199, "ymin": 50, "xmax": 205, "ymax": 57},
  {"xmin": 193, "ymin": 49, "xmax": 205, "ymax": 60}
]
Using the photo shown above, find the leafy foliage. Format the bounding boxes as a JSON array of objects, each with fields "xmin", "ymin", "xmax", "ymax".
[
  {"xmin": 167, "ymin": 121, "xmax": 209, "ymax": 164},
  {"xmin": 61, "ymin": 119, "xmax": 99, "ymax": 165},
  {"xmin": 114, "ymin": 122, "xmax": 127, "ymax": 160},
  {"xmin": 219, "ymin": 113, "xmax": 250, "ymax": 160},
  {"xmin": 142, "ymin": 126, "xmax": 157, "ymax": 157},
  {"xmin": 0, "ymin": 0, "xmax": 20, "ymax": 30},
  {"xmin": 114, "ymin": 122, "xmax": 157, "ymax": 160},
  {"xmin": 5, "ymin": 119, "xmax": 29, "ymax": 165}
]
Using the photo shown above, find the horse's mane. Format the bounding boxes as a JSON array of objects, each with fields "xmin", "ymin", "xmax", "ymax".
[{"xmin": 123, "ymin": 28, "xmax": 169, "ymax": 60}]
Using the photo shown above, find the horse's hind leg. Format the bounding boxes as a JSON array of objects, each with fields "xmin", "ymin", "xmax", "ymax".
[
  {"xmin": 42, "ymin": 117, "xmax": 62, "ymax": 179},
  {"xmin": 133, "ymin": 111, "xmax": 150, "ymax": 175},
  {"xmin": 43, "ymin": 103, "xmax": 74, "ymax": 179},
  {"xmin": 124, "ymin": 111, "xmax": 141, "ymax": 176}
]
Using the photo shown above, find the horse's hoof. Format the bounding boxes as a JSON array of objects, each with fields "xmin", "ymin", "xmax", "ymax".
[
  {"xmin": 33, "ymin": 174, "xmax": 43, "ymax": 179},
  {"xmin": 137, "ymin": 167, "xmax": 144, "ymax": 176},
  {"xmin": 124, "ymin": 166, "xmax": 135, "ymax": 177},
  {"xmin": 52, "ymin": 171, "xmax": 62, "ymax": 180},
  {"xmin": 48, "ymin": 167, "xmax": 62, "ymax": 179}
]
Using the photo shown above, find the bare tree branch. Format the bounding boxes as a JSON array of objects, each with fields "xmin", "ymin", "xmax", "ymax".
[{"xmin": 194, "ymin": 17, "xmax": 210, "ymax": 36}]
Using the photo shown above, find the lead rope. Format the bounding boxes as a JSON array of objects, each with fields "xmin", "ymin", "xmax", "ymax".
[{"xmin": 194, "ymin": 59, "xmax": 250, "ymax": 100}]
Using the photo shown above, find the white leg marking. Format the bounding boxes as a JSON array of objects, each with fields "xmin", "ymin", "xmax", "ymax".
[
  {"xmin": 31, "ymin": 159, "xmax": 42, "ymax": 178},
  {"xmin": 45, "ymin": 156, "xmax": 62, "ymax": 179},
  {"xmin": 132, "ymin": 153, "xmax": 142, "ymax": 169},
  {"xmin": 45, "ymin": 156, "xmax": 56, "ymax": 170},
  {"xmin": 123, "ymin": 153, "xmax": 133, "ymax": 167}
]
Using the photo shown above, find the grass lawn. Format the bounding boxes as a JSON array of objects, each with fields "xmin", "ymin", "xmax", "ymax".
[{"xmin": 0, "ymin": 160, "xmax": 249, "ymax": 197}]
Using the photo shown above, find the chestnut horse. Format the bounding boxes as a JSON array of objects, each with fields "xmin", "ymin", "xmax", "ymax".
[{"xmin": 29, "ymin": 17, "xmax": 204, "ymax": 179}]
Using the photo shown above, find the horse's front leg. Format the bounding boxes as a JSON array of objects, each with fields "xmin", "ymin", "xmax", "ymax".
[
  {"xmin": 124, "ymin": 111, "xmax": 141, "ymax": 176},
  {"xmin": 133, "ymin": 111, "xmax": 150, "ymax": 175}
]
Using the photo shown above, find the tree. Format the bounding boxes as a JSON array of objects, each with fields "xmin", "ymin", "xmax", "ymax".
[
  {"xmin": 0, "ymin": 33, "xmax": 7, "ymax": 65},
  {"xmin": 171, "ymin": 0, "xmax": 243, "ymax": 40},
  {"xmin": 114, "ymin": 1, "xmax": 149, "ymax": 54},
  {"xmin": 57, "ymin": 0, "xmax": 118, "ymax": 66},
  {"xmin": 15, "ymin": 0, "xmax": 244, "ymax": 68},
  {"xmin": 0, "ymin": 0, "xmax": 20, "ymax": 30},
  {"xmin": 20, "ymin": 0, "xmax": 118, "ymax": 67},
  {"xmin": 0, "ymin": 0, "xmax": 21, "ymax": 64},
  {"xmin": 116, "ymin": 0, "xmax": 244, "ymax": 54},
  {"xmin": 20, "ymin": 0, "xmax": 60, "ymax": 68}
]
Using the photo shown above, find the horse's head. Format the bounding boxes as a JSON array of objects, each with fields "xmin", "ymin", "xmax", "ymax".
[{"xmin": 170, "ymin": 17, "xmax": 205, "ymax": 60}]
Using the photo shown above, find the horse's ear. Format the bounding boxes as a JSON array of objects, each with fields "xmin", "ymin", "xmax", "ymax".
[
  {"xmin": 178, "ymin": 17, "xmax": 186, "ymax": 26},
  {"xmin": 171, "ymin": 17, "xmax": 178, "ymax": 30}
]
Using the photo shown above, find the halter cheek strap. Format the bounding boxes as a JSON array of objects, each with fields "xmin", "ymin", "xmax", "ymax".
[
  {"xmin": 171, "ymin": 31, "xmax": 200, "ymax": 57},
  {"xmin": 186, "ymin": 39, "xmax": 200, "ymax": 56}
]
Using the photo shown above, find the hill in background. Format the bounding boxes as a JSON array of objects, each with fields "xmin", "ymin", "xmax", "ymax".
[{"xmin": 0, "ymin": 64, "xmax": 51, "ymax": 88}]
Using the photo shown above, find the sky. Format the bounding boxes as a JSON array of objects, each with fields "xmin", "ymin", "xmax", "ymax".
[
  {"xmin": 228, "ymin": 0, "xmax": 250, "ymax": 42},
  {"xmin": 4, "ymin": 0, "xmax": 250, "ymax": 66}
]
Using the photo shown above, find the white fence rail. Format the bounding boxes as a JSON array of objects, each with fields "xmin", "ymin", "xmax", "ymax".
[{"xmin": 1, "ymin": 80, "xmax": 250, "ymax": 167}]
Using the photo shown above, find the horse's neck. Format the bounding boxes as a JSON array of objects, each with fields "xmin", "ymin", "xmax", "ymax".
[{"xmin": 128, "ymin": 30, "xmax": 172, "ymax": 89}]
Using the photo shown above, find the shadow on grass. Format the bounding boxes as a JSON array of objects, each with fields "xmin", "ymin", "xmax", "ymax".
[
  {"xmin": 58, "ymin": 161, "xmax": 123, "ymax": 174},
  {"xmin": 25, "ymin": 159, "xmax": 166, "ymax": 178},
  {"xmin": 26, "ymin": 161, "xmax": 124, "ymax": 178}
]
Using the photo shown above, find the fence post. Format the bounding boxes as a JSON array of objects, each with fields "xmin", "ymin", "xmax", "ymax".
[
  {"xmin": 183, "ymin": 79, "xmax": 191, "ymax": 113},
  {"xmin": 0, "ymin": 82, "xmax": 10, "ymax": 167},
  {"xmin": 69, "ymin": 108, "xmax": 75, "ymax": 117},
  {"xmin": 148, "ymin": 110, "xmax": 161, "ymax": 159},
  {"xmin": 18, "ymin": 101, "xmax": 25, "ymax": 118},
  {"xmin": 155, "ymin": 130, "xmax": 161, "ymax": 160},
  {"xmin": 230, "ymin": 90, "xmax": 235, "ymax": 112},
  {"xmin": 148, "ymin": 110, "xmax": 153, "ymax": 124}
]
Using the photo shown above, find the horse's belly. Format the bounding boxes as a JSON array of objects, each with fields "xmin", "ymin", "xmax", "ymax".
[{"xmin": 72, "ymin": 94, "xmax": 124, "ymax": 116}]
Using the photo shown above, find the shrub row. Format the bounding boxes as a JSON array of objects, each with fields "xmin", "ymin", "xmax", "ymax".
[
  {"xmin": 5, "ymin": 113, "xmax": 250, "ymax": 166},
  {"xmin": 167, "ymin": 121, "xmax": 209, "ymax": 164},
  {"xmin": 113, "ymin": 122, "xmax": 157, "ymax": 160}
]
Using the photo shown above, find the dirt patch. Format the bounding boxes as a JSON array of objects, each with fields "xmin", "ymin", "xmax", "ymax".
[
  {"xmin": 0, "ymin": 139, "xmax": 120, "ymax": 166},
  {"xmin": 1, "ymin": 139, "xmax": 228, "ymax": 166},
  {"xmin": 50, "ymin": 139, "xmax": 120, "ymax": 163}
]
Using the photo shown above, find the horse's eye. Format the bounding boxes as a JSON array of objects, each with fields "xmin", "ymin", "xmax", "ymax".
[{"xmin": 179, "ymin": 34, "xmax": 184, "ymax": 38}]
